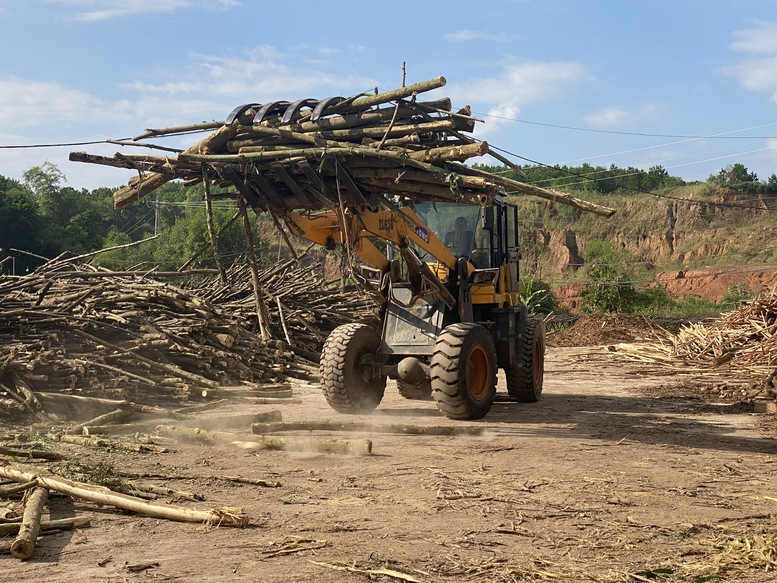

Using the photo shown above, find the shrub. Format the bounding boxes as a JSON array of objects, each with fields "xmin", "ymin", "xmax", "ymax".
[{"xmin": 519, "ymin": 275, "xmax": 557, "ymax": 315}]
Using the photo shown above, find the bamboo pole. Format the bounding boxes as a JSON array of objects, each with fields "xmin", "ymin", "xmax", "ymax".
[
  {"xmin": 0, "ymin": 462, "xmax": 247, "ymax": 527},
  {"xmin": 11, "ymin": 486, "xmax": 48, "ymax": 560},
  {"xmin": 114, "ymin": 124, "xmax": 238, "ymax": 208}
]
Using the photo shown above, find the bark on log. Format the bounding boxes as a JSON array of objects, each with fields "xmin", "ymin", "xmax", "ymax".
[
  {"xmin": 0, "ymin": 462, "xmax": 247, "ymax": 527},
  {"xmin": 407, "ymin": 141, "xmax": 488, "ymax": 164},
  {"xmin": 67, "ymin": 408, "xmax": 135, "ymax": 435},
  {"xmin": 11, "ymin": 486, "xmax": 48, "ymax": 560}
]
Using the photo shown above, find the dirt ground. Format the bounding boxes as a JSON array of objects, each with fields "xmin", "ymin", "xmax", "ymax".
[{"xmin": 2, "ymin": 339, "xmax": 777, "ymax": 583}]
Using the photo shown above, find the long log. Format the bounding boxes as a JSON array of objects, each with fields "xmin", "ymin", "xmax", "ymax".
[
  {"xmin": 114, "ymin": 124, "xmax": 238, "ymax": 208},
  {"xmin": 449, "ymin": 163, "xmax": 616, "ymax": 217},
  {"xmin": 407, "ymin": 141, "xmax": 488, "ymax": 164},
  {"xmin": 251, "ymin": 421, "xmax": 484, "ymax": 436},
  {"xmin": 155, "ymin": 425, "xmax": 373, "ymax": 455},
  {"xmin": 0, "ymin": 461, "xmax": 247, "ymax": 527},
  {"xmin": 289, "ymin": 98, "xmax": 452, "ymax": 133},
  {"xmin": 11, "ymin": 486, "xmax": 48, "ymax": 560},
  {"xmin": 239, "ymin": 119, "xmax": 455, "ymax": 145},
  {"xmin": 328, "ymin": 76, "xmax": 447, "ymax": 114},
  {"xmin": 0, "ymin": 516, "xmax": 90, "ymax": 536}
]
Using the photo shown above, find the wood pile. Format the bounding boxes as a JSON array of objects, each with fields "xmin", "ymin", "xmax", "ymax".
[
  {"xmin": 0, "ymin": 254, "xmax": 375, "ymax": 420},
  {"xmin": 615, "ymin": 291, "xmax": 777, "ymax": 398},
  {"xmin": 69, "ymin": 76, "xmax": 615, "ymax": 218}
]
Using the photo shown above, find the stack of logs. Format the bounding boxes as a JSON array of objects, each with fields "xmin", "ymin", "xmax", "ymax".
[
  {"xmin": 69, "ymin": 75, "xmax": 615, "ymax": 217},
  {"xmin": 0, "ymin": 254, "xmax": 376, "ymax": 419}
]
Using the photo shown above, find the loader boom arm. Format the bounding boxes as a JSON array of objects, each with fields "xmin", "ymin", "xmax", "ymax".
[{"xmin": 283, "ymin": 203, "xmax": 463, "ymax": 274}]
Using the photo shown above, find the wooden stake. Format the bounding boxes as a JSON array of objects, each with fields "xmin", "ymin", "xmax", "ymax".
[
  {"xmin": 201, "ymin": 162, "xmax": 228, "ymax": 285},
  {"xmin": 236, "ymin": 194, "xmax": 272, "ymax": 341}
]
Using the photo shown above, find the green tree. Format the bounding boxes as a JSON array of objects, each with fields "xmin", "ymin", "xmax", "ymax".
[
  {"xmin": 580, "ymin": 240, "xmax": 637, "ymax": 313},
  {"xmin": 0, "ymin": 175, "xmax": 43, "ymax": 273},
  {"xmin": 714, "ymin": 163, "xmax": 759, "ymax": 192}
]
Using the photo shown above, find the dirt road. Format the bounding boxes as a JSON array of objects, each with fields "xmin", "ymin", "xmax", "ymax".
[{"xmin": 5, "ymin": 345, "xmax": 776, "ymax": 582}]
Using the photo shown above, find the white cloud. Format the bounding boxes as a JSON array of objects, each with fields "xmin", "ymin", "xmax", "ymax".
[
  {"xmin": 51, "ymin": 0, "xmax": 239, "ymax": 21},
  {"xmin": 123, "ymin": 45, "xmax": 377, "ymax": 113},
  {"xmin": 0, "ymin": 77, "xmax": 109, "ymax": 129},
  {"xmin": 583, "ymin": 103, "xmax": 663, "ymax": 129},
  {"xmin": 445, "ymin": 30, "xmax": 511, "ymax": 43},
  {"xmin": 723, "ymin": 20, "xmax": 777, "ymax": 103},
  {"xmin": 450, "ymin": 60, "xmax": 591, "ymax": 107},
  {"xmin": 444, "ymin": 59, "xmax": 592, "ymax": 141},
  {"xmin": 730, "ymin": 20, "xmax": 777, "ymax": 54}
]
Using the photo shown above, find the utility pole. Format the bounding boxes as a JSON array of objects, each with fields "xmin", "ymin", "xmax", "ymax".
[{"xmin": 154, "ymin": 194, "xmax": 161, "ymax": 236}]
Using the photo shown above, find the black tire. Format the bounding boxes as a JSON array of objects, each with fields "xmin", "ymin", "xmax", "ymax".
[
  {"xmin": 506, "ymin": 317, "xmax": 545, "ymax": 403},
  {"xmin": 397, "ymin": 380, "xmax": 433, "ymax": 401},
  {"xmin": 319, "ymin": 323, "xmax": 386, "ymax": 413},
  {"xmin": 430, "ymin": 323, "xmax": 497, "ymax": 420}
]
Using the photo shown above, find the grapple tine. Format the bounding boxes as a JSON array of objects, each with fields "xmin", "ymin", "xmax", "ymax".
[
  {"xmin": 226, "ymin": 103, "xmax": 261, "ymax": 125},
  {"xmin": 253, "ymin": 101, "xmax": 290, "ymax": 125},
  {"xmin": 310, "ymin": 96, "xmax": 345, "ymax": 122},
  {"xmin": 281, "ymin": 98, "xmax": 320, "ymax": 125}
]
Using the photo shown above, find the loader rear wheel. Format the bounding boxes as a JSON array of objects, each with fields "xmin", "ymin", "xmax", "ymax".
[
  {"xmin": 430, "ymin": 323, "xmax": 496, "ymax": 420},
  {"xmin": 319, "ymin": 323, "xmax": 386, "ymax": 413},
  {"xmin": 397, "ymin": 380, "xmax": 433, "ymax": 401},
  {"xmin": 506, "ymin": 317, "xmax": 545, "ymax": 402}
]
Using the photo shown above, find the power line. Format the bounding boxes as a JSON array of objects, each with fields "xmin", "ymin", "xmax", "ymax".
[
  {"xmin": 0, "ymin": 139, "xmax": 120, "ymax": 149},
  {"xmin": 475, "ymin": 112, "xmax": 777, "ymax": 140}
]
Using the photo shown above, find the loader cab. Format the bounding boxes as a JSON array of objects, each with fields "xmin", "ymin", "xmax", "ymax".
[{"xmin": 409, "ymin": 199, "xmax": 520, "ymax": 291}]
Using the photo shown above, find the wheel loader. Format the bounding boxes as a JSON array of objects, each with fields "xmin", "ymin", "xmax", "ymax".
[{"xmin": 283, "ymin": 195, "xmax": 545, "ymax": 420}]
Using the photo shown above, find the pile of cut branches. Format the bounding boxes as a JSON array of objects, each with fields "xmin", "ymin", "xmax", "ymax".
[
  {"xmin": 615, "ymin": 291, "xmax": 777, "ymax": 398},
  {"xmin": 0, "ymin": 253, "xmax": 374, "ymax": 420}
]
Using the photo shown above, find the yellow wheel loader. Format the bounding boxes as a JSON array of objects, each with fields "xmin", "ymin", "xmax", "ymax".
[{"xmin": 284, "ymin": 196, "xmax": 545, "ymax": 420}]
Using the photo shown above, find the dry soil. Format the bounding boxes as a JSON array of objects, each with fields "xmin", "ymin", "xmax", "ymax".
[{"xmin": 2, "ymin": 344, "xmax": 776, "ymax": 583}]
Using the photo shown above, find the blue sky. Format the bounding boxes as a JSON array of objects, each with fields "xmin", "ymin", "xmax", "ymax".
[{"xmin": 1, "ymin": 0, "xmax": 777, "ymax": 191}]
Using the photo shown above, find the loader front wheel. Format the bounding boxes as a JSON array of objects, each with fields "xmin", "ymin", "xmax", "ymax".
[
  {"xmin": 430, "ymin": 323, "xmax": 497, "ymax": 420},
  {"xmin": 320, "ymin": 323, "xmax": 386, "ymax": 413},
  {"xmin": 505, "ymin": 317, "xmax": 545, "ymax": 402}
]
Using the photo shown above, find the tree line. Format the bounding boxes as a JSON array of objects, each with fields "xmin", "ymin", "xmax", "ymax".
[
  {"xmin": 0, "ymin": 162, "xmax": 268, "ymax": 275},
  {"xmin": 2, "ymin": 160, "xmax": 774, "ymax": 275},
  {"xmin": 474, "ymin": 161, "xmax": 777, "ymax": 195}
]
